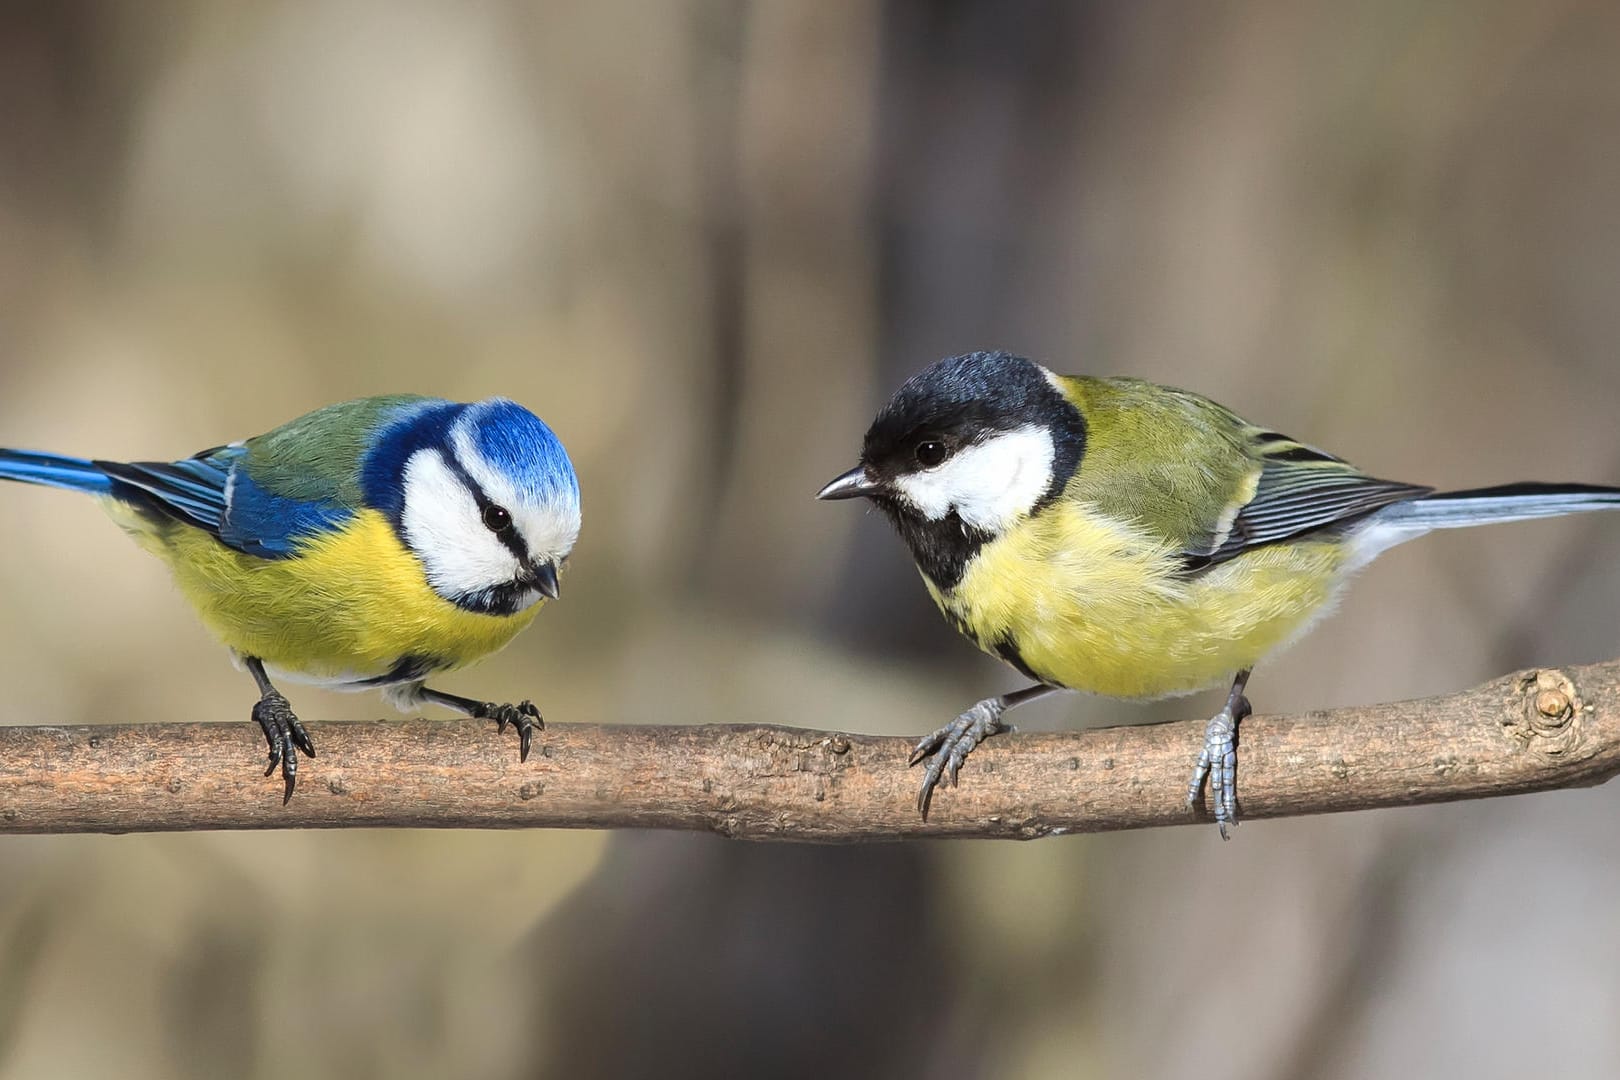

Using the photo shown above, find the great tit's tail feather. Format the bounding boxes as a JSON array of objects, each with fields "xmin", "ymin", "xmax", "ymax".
[
  {"xmin": 1380, "ymin": 482, "xmax": 1620, "ymax": 530},
  {"xmin": 0, "ymin": 449, "xmax": 115, "ymax": 495}
]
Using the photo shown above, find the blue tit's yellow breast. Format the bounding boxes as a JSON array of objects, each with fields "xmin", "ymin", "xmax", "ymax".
[
  {"xmin": 108, "ymin": 503, "xmax": 541, "ymax": 680},
  {"xmin": 927, "ymin": 500, "xmax": 1349, "ymax": 699}
]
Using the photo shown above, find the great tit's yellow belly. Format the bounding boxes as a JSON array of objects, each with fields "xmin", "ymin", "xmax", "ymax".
[
  {"xmin": 106, "ymin": 503, "xmax": 541, "ymax": 685},
  {"xmin": 928, "ymin": 503, "xmax": 1349, "ymax": 700}
]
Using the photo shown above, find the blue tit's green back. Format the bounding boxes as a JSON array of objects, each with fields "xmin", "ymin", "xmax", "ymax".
[{"xmin": 239, "ymin": 394, "xmax": 440, "ymax": 507}]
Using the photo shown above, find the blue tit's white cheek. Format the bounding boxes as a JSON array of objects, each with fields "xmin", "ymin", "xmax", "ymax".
[
  {"xmin": 890, "ymin": 425, "xmax": 1055, "ymax": 533},
  {"xmin": 450, "ymin": 419, "xmax": 581, "ymax": 561},
  {"xmin": 399, "ymin": 449, "xmax": 521, "ymax": 599}
]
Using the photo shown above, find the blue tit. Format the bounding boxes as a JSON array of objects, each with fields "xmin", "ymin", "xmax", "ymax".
[
  {"xmin": 0, "ymin": 394, "xmax": 580, "ymax": 800},
  {"xmin": 819, "ymin": 351, "xmax": 1620, "ymax": 835}
]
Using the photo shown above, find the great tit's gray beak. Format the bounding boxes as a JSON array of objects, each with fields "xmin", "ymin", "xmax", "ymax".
[
  {"xmin": 528, "ymin": 560, "xmax": 561, "ymax": 600},
  {"xmin": 816, "ymin": 465, "xmax": 879, "ymax": 501}
]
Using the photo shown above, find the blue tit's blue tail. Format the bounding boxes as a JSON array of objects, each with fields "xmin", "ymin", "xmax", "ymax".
[
  {"xmin": 0, "ymin": 450, "xmax": 114, "ymax": 495},
  {"xmin": 1379, "ymin": 482, "xmax": 1620, "ymax": 530}
]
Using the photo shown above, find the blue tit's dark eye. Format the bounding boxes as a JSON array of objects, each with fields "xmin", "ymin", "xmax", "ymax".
[
  {"xmin": 915, "ymin": 440, "xmax": 948, "ymax": 468},
  {"xmin": 482, "ymin": 504, "xmax": 512, "ymax": 532}
]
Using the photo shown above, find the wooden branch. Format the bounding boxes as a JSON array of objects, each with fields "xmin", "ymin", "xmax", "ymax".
[{"xmin": 3, "ymin": 661, "xmax": 1618, "ymax": 838}]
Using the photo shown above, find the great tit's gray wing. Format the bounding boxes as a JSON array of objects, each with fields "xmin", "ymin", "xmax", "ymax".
[
  {"xmin": 1060, "ymin": 377, "xmax": 1429, "ymax": 567},
  {"xmin": 1177, "ymin": 432, "xmax": 1431, "ymax": 571}
]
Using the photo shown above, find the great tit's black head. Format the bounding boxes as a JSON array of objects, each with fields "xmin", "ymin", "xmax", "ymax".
[{"xmin": 818, "ymin": 351, "xmax": 1087, "ymax": 586}]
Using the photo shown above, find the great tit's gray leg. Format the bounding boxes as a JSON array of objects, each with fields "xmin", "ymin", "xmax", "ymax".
[
  {"xmin": 910, "ymin": 684, "xmax": 1061, "ymax": 820},
  {"xmin": 1186, "ymin": 668, "xmax": 1253, "ymax": 839},
  {"xmin": 244, "ymin": 657, "xmax": 315, "ymax": 804},
  {"xmin": 419, "ymin": 686, "xmax": 544, "ymax": 763}
]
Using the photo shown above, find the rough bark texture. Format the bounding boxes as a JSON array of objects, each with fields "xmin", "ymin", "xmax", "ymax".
[{"xmin": 2, "ymin": 662, "xmax": 1617, "ymax": 838}]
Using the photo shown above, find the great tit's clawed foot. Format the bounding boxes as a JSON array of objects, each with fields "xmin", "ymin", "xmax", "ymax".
[
  {"xmin": 470, "ymin": 700, "xmax": 544, "ymax": 762},
  {"xmin": 1186, "ymin": 692, "xmax": 1251, "ymax": 839},
  {"xmin": 251, "ymin": 690, "xmax": 315, "ymax": 804},
  {"xmin": 909, "ymin": 698, "xmax": 1010, "ymax": 820}
]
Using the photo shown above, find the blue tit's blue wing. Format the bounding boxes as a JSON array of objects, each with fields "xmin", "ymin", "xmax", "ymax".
[
  {"xmin": 98, "ymin": 444, "xmax": 352, "ymax": 560},
  {"xmin": 96, "ymin": 451, "xmax": 233, "ymax": 532}
]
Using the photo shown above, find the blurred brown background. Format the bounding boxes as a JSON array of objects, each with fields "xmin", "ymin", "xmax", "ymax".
[{"xmin": 3, "ymin": 2, "xmax": 1620, "ymax": 1077}]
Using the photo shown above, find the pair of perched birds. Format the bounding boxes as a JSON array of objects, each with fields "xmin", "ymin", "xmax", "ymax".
[{"xmin": 4, "ymin": 352, "xmax": 1617, "ymax": 833}]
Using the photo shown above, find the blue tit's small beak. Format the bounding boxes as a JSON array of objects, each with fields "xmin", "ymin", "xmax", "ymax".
[
  {"xmin": 529, "ymin": 560, "xmax": 561, "ymax": 600},
  {"xmin": 817, "ymin": 465, "xmax": 880, "ymax": 501}
]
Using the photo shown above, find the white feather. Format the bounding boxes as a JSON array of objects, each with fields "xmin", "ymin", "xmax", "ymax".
[
  {"xmin": 450, "ymin": 420, "xmax": 581, "ymax": 561},
  {"xmin": 890, "ymin": 425, "xmax": 1055, "ymax": 532},
  {"xmin": 1344, "ymin": 520, "xmax": 1433, "ymax": 572},
  {"xmin": 399, "ymin": 449, "xmax": 522, "ymax": 602}
]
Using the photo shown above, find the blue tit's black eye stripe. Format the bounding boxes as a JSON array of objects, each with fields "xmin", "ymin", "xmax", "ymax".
[
  {"xmin": 437, "ymin": 450, "xmax": 531, "ymax": 564},
  {"xmin": 481, "ymin": 504, "xmax": 512, "ymax": 532}
]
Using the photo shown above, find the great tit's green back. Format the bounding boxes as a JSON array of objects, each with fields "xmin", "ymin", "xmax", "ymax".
[{"xmin": 1054, "ymin": 376, "xmax": 1261, "ymax": 556}]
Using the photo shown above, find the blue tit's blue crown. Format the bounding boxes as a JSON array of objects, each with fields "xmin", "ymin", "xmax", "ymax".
[
  {"xmin": 461, "ymin": 398, "xmax": 580, "ymax": 509},
  {"xmin": 360, "ymin": 398, "xmax": 579, "ymax": 528}
]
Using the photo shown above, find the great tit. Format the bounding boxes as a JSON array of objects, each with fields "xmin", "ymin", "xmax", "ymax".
[
  {"xmin": 819, "ymin": 351, "xmax": 1620, "ymax": 835},
  {"xmin": 0, "ymin": 394, "xmax": 580, "ymax": 800}
]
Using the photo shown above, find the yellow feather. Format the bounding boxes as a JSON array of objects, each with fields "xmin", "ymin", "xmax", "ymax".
[
  {"xmin": 929, "ymin": 497, "xmax": 1348, "ymax": 700},
  {"xmin": 104, "ymin": 501, "xmax": 541, "ymax": 681}
]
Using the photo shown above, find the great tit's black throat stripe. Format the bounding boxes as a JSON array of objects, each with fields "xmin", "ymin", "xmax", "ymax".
[
  {"xmin": 863, "ymin": 354, "xmax": 1088, "ymax": 589},
  {"xmin": 888, "ymin": 507, "xmax": 995, "ymax": 591},
  {"xmin": 992, "ymin": 635, "xmax": 1048, "ymax": 684},
  {"xmin": 437, "ymin": 449, "xmax": 531, "ymax": 564}
]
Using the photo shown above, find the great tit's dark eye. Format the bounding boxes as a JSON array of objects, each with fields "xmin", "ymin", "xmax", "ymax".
[
  {"xmin": 481, "ymin": 504, "xmax": 513, "ymax": 533},
  {"xmin": 915, "ymin": 440, "xmax": 948, "ymax": 468}
]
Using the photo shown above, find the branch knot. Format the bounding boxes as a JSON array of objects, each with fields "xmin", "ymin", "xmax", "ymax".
[{"xmin": 1514, "ymin": 669, "xmax": 1584, "ymax": 758}]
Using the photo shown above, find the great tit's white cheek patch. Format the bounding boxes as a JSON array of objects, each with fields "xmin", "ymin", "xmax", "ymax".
[
  {"xmin": 891, "ymin": 425, "xmax": 1055, "ymax": 532},
  {"xmin": 400, "ymin": 449, "xmax": 519, "ymax": 598}
]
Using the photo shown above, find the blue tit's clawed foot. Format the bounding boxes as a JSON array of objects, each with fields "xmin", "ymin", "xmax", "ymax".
[
  {"xmin": 415, "ymin": 686, "xmax": 545, "ymax": 763},
  {"xmin": 909, "ymin": 697, "xmax": 1011, "ymax": 820},
  {"xmin": 1186, "ymin": 671, "xmax": 1253, "ymax": 839},
  {"xmin": 251, "ymin": 690, "xmax": 315, "ymax": 804},
  {"xmin": 472, "ymin": 700, "xmax": 544, "ymax": 762}
]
